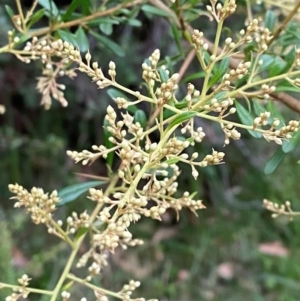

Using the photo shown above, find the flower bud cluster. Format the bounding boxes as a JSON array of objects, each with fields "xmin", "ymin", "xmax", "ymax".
[
  {"xmin": 93, "ymin": 221, "xmax": 142, "ymax": 252},
  {"xmin": 206, "ymin": 0, "xmax": 236, "ymax": 22},
  {"xmin": 263, "ymin": 120, "xmax": 299, "ymax": 145},
  {"xmin": 18, "ymin": 274, "xmax": 31, "ymax": 287},
  {"xmin": 142, "ymin": 50, "xmax": 161, "ymax": 86},
  {"xmin": 89, "ymin": 188, "xmax": 111, "ymax": 203},
  {"xmin": 61, "ymin": 291, "xmax": 71, "ymax": 300},
  {"xmin": 203, "ymin": 97, "xmax": 235, "ymax": 113},
  {"xmin": 108, "ymin": 61, "xmax": 116, "ymax": 81},
  {"xmin": 18, "ymin": 38, "xmax": 78, "ymax": 109},
  {"xmin": 115, "ymin": 97, "xmax": 128, "ymax": 109},
  {"xmin": 184, "ymin": 83, "xmax": 201, "ymax": 104},
  {"xmin": 263, "ymin": 199, "xmax": 294, "ymax": 219},
  {"xmin": 4, "ymin": 275, "xmax": 31, "ymax": 301},
  {"xmin": 255, "ymin": 27, "xmax": 272, "ymax": 52},
  {"xmin": 244, "ymin": 19, "xmax": 260, "ymax": 38},
  {"xmin": 119, "ymin": 280, "xmax": 141, "ymax": 301},
  {"xmin": 118, "ymin": 140, "xmax": 145, "ymax": 172},
  {"xmin": 277, "ymin": 120, "xmax": 299, "ymax": 137},
  {"xmin": 260, "ymin": 84, "xmax": 276, "ymax": 99},
  {"xmin": 221, "ymin": 123, "xmax": 241, "ymax": 144},
  {"xmin": 181, "ymin": 125, "xmax": 206, "ymax": 143},
  {"xmin": 159, "ymin": 137, "xmax": 190, "ymax": 157},
  {"xmin": 77, "ymin": 250, "xmax": 108, "ymax": 268},
  {"xmin": 23, "ymin": 38, "xmax": 51, "ymax": 63},
  {"xmin": 155, "ymin": 73, "xmax": 179, "ymax": 105},
  {"xmin": 66, "ymin": 148, "xmax": 100, "ymax": 165},
  {"xmin": 253, "ymin": 111, "xmax": 271, "ymax": 128},
  {"xmin": 222, "ymin": 61, "xmax": 251, "ymax": 87},
  {"xmin": 192, "ymin": 30, "xmax": 208, "ymax": 51},
  {"xmin": 88, "ymin": 261, "xmax": 101, "ymax": 276},
  {"xmin": 168, "ymin": 190, "xmax": 205, "ymax": 215},
  {"xmin": 66, "ymin": 211, "xmax": 90, "ymax": 234},
  {"xmin": 199, "ymin": 149, "xmax": 225, "ymax": 167},
  {"xmin": 8, "ymin": 184, "xmax": 59, "ymax": 225}
]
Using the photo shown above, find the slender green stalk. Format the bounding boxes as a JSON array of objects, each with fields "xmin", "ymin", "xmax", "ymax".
[{"xmin": 199, "ymin": 0, "xmax": 229, "ymax": 101}]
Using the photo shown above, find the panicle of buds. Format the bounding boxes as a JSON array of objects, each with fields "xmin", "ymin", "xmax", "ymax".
[
  {"xmin": 221, "ymin": 123, "xmax": 241, "ymax": 145},
  {"xmin": 8, "ymin": 184, "xmax": 59, "ymax": 225},
  {"xmin": 263, "ymin": 199, "xmax": 297, "ymax": 220},
  {"xmin": 222, "ymin": 61, "xmax": 251, "ymax": 87}
]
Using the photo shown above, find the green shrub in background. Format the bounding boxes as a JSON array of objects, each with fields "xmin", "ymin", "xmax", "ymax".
[{"xmin": 1, "ymin": 0, "xmax": 300, "ymax": 300}]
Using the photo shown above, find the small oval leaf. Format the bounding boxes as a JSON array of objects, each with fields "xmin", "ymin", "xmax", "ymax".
[
  {"xmin": 167, "ymin": 111, "xmax": 197, "ymax": 131},
  {"xmin": 282, "ymin": 130, "xmax": 300, "ymax": 153},
  {"xmin": 264, "ymin": 148, "xmax": 286, "ymax": 174},
  {"xmin": 57, "ymin": 180, "xmax": 106, "ymax": 206},
  {"xmin": 235, "ymin": 101, "xmax": 262, "ymax": 138},
  {"xmin": 134, "ymin": 109, "xmax": 147, "ymax": 130}
]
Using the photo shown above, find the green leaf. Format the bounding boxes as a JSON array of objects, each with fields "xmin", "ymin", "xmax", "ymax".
[
  {"xmin": 38, "ymin": 0, "xmax": 60, "ymax": 18},
  {"xmin": 90, "ymin": 32, "xmax": 125, "ymax": 57},
  {"xmin": 100, "ymin": 22, "xmax": 113, "ymax": 35},
  {"xmin": 107, "ymin": 88, "xmax": 128, "ymax": 100},
  {"xmin": 266, "ymin": 101, "xmax": 285, "ymax": 127},
  {"xmin": 208, "ymin": 57, "xmax": 230, "ymax": 88},
  {"xmin": 268, "ymin": 56, "xmax": 286, "ymax": 77},
  {"xmin": 280, "ymin": 48, "xmax": 296, "ymax": 74},
  {"xmin": 175, "ymin": 101, "xmax": 189, "ymax": 110},
  {"xmin": 258, "ymin": 54, "xmax": 276, "ymax": 73},
  {"xmin": 58, "ymin": 29, "xmax": 78, "ymax": 47},
  {"xmin": 235, "ymin": 101, "xmax": 262, "ymax": 138},
  {"xmin": 62, "ymin": 0, "xmax": 82, "ymax": 21},
  {"xmin": 75, "ymin": 27, "xmax": 89, "ymax": 52},
  {"xmin": 264, "ymin": 148, "xmax": 286, "ymax": 174},
  {"xmin": 166, "ymin": 111, "xmax": 197, "ymax": 131},
  {"xmin": 134, "ymin": 110, "xmax": 147, "ymax": 130},
  {"xmin": 5, "ymin": 5, "xmax": 14, "ymax": 18},
  {"xmin": 182, "ymin": 71, "xmax": 205, "ymax": 83},
  {"xmin": 75, "ymin": 227, "xmax": 89, "ymax": 239},
  {"xmin": 56, "ymin": 181, "xmax": 106, "ymax": 206},
  {"xmin": 275, "ymin": 80, "xmax": 300, "ymax": 92},
  {"xmin": 282, "ymin": 130, "xmax": 300, "ymax": 153},
  {"xmin": 141, "ymin": 4, "xmax": 172, "ymax": 17},
  {"xmin": 103, "ymin": 119, "xmax": 114, "ymax": 167},
  {"xmin": 87, "ymin": 17, "xmax": 119, "ymax": 26},
  {"xmin": 171, "ymin": 23, "xmax": 183, "ymax": 55},
  {"xmin": 126, "ymin": 18, "xmax": 142, "ymax": 27},
  {"xmin": 158, "ymin": 67, "xmax": 169, "ymax": 82},
  {"xmin": 265, "ymin": 10, "xmax": 276, "ymax": 32},
  {"xmin": 252, "ymin": 100, "xmax": 266, "ymax": 116},
  {"xmin": 27, "ymin": 9, "xmax": 46, "ymax": 29},
  {"xmin": 164, "ymin": 158, "xmax": 180, "ymax": 165},
  {"xmin": 14, "ymin": 34, "xmax": 31, "ymax": 44}
]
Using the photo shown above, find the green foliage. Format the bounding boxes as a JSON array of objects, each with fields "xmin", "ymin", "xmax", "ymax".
[{"xmin": 57, "ymin": 180, "xmax": 107, "ymax": 206}]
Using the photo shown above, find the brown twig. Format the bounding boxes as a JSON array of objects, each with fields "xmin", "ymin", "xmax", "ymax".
[
  {"xmin": 0, "ymin": 0, "xmax": 143, "ymax": 53},
  {"xmin": 267, "ymin": 1, "xmax": 300, "ymax": 46},
  {"xmin": 176, "ymin": 48, "xmax": 195, "ymax": 83}
]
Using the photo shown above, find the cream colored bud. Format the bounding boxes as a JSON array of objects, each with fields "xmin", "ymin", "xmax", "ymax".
[
  {"xmin": 109, "ymin": 61, "xmax": 116, "ymax": 70},
  {"xmin": 85, "ymin": 52, "xmax": 91, "ymax": 62}
]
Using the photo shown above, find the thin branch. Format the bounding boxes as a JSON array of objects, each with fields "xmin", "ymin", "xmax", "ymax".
[
  {"xmin": 267, "ymin": 1, "xmax": 300, "ymax": 46},
  {"xmin": 177, "ymin": 48, "xmax": 195, "ymax": 83},
  {"xmin": 0, "ymin": 0, "xmax": 143, "ymax": 53}
]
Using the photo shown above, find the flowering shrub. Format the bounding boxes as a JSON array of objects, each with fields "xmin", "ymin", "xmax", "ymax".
[{"xmin": 1, "ymin": 0, "xmax": 300, "ymax": 300}]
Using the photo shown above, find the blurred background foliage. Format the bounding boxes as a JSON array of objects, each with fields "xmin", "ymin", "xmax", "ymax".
[{"xmin": 1, "ymin": 0, "xmax": 300, "ymax": 300}]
